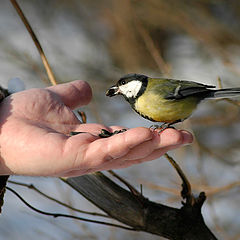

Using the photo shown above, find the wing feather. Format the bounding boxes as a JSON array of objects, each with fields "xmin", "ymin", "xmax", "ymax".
[{"xmin": 163, "ymin": 79, "xmax": 216, "ymax": 100}]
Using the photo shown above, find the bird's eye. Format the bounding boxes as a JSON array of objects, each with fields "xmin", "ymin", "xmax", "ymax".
[{"xmin": 120, "ymin": 80, "xmax": 126, "ymax": 85}]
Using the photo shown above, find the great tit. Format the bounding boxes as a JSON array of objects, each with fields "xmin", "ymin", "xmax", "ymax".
[{"xmin": 106, "ymin": 73, "xmax": 240, "ymax": 128}]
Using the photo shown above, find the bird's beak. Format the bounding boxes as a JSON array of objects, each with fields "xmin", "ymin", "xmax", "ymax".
[{"xmin": 106, "ymin": 85, "xmax": 120, "ymax": 97}]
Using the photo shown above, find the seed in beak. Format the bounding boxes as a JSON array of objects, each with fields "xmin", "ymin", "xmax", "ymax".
[{"xmin": 106, "ymin": 86, "xmax": 119, "ymax": 97}]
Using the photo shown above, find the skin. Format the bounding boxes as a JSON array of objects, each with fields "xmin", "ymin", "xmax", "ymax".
[{"xmin": 0, "ymin": 80, "xmax": 193, "ymax": 177}]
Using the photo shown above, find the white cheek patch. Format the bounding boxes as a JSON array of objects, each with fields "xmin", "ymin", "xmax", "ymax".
[{"xmin": 119, "ymin": 80, "xmax": 142, "ymax": 98}]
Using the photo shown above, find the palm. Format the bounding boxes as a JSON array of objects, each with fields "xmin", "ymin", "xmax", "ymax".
[{"xmin": 10, "ymin": 88, "xmax": 80, "ymax": 134}]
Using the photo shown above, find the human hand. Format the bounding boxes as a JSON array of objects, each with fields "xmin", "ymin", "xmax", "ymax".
[{"xmin": 0, "ymin": 80, "xmax": 193, "ymax": 177}]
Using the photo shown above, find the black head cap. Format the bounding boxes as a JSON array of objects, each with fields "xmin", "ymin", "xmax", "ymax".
[{"xmin": 118, "ymin": 73, "xmax": 148, "ymax": 86}]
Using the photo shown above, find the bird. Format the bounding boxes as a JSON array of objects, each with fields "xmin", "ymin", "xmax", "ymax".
[{"xmin": 106, "ymin": 73, "xmax": 240, "ymax": 129}]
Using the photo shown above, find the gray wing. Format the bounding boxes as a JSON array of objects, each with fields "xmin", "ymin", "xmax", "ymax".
[{"xmin": 164, "ymin": 79, "xmax": 216, "ymax": 100}]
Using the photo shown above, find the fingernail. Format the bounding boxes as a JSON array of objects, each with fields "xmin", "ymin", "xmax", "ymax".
[{"xmin": 181, "ymin": 131, "xmax": 194, "ymax": 144}]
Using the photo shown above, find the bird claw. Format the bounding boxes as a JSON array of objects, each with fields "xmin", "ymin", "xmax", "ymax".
[
  {"xmin": 150, "ymin": 123, "xmax": 176, "ymax": 133},
  {"xmin": 149, "ymin": 125, "xmax": 161, "ymax": 131},
  {"xmin": 149, "ymin": 120, "xmax": 181, "ymax": 133}
]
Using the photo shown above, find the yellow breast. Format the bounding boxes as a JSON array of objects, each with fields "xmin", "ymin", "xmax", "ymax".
[{"xmin": 134, "ymin": 92, "xmax": 199, "ymax": 122}]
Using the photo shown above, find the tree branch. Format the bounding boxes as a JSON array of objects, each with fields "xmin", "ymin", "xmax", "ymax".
[
  {"xmin": 6, "ymin": 186, "xmax": 136, "ymax": 231},
  {"xmin": 9, "ymin": 0, "xmax": 57, "ymax": 86},
  {"xmin": 8, "ymin": 180, "xmax": 110, "ymax": 218},
  {"xmin": 62, "ymin": 172, "xmax": 217, "ymax": 240}
]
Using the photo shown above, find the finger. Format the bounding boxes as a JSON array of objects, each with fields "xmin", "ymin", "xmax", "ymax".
[
  {"xmin": 120, "ymin": 129, "xmax": 193, "ymax": 161},
  {"xmin": 100, "ymin": 127, "xmax": 153, "ymax": 159},
  {"xmin": 106, "ymin": 144, "xmax": 183, "ymax": 170},
  {"xmin": 156, "ymin": 128, "xmax": 193, "ymax": 148},
  {"xmin": 123, "ymin": 130, "xmax": 193, "ymax": 166},
  {"xmin": 60, "ymin": 130, "xmax": 193, "ymax": 177},
  {"xmin": 91, "ymin": 145, "xmax": 171, "ymax": 171},
  {"xmin": 109, "ymin": 126, "xmax": 129, "ymax": 132},
  {"xmin": 68, "ymin": 127, "xmax": 153, "ymax": 169},
  {"xmin": 100, "ymin": 130, "xmax": 193, "ymax": 170},
  {"xmin": 48, "ymin": 80, "xmax": 92, "ymax": 109},
  {"xmin": 125, "ymin": 144, "xmax": 183, "ymax": 165},
  {"xmin": 60, "ymin": 128, "xmax": 193, "ymax": 176},
  {"xmin": 63, "ymin": 144, "xmax": 171, "ymax": 176}
]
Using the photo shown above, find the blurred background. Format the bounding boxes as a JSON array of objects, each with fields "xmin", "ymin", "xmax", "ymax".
[{"xmin": 1, "ymin": 0, "xmax": 240, "ymax": 239}]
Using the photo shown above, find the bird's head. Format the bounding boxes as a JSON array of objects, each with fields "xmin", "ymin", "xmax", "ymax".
[{"xmin": 106, "ymin": 74, "xmax": 148, "ymax": 102}]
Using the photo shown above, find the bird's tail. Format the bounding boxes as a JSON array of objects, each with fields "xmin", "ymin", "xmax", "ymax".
[{"xmin": 207, "ymin": 88, "xmax": 240, "ymax": 99}]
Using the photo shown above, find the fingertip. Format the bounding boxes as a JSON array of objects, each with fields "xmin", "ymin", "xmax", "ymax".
[
  {"xmin": 160, "ymin": 128, "xmax": 183, "ymax": 143},
  {"xmin": 152, "ymin": 128, "xmax": 193, "ymax": 147},
  {"xmin": 111, "ymin": 127, "xmax": 153, "ymax": 150},
  {"xmin": 125, "ymin": 127, "xmax": 154, "ymax": 142},
  {"xmin": 179, "ymin": 130, "xmax": 194, "ymax": 144},
  {"xmin": 69, "ymin": 80, "xmax": 92, "ymax": 106},
  {"xmin": 48, "ymin": 80, "xmax": 92, "ymax": 109}
]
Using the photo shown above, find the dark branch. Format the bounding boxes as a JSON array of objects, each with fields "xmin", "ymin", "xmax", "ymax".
[
  {"xmin": 63, "ymin": 172, "xmax": 217, "ymax": 240},
  {"xmin": 108, "ymin": 170, "xmax": 142, "ymax": 197},
  {"xmin": 164, "ymin": 153, "xmax": 195, "ymax": 206},
  {"xmin": 8, "ymin": 180, "xmax": 110, "ymax": 218},
  {"xmin": 6, "ymin": 186, "xmax": 137, "ymax": 231}
]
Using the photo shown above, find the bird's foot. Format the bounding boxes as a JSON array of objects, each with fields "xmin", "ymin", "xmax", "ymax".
[
  {"xmin": 149, "ymin": 124, "xmax": 161, "ymax": 131},
  {"xmin": 150, "ymin": 123, "xmax": 176, "ymax": 133}
]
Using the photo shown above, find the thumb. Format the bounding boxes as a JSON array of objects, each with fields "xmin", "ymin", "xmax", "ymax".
[{"xmin": 47, "ymin": 80, "xmax": 92, "ymax": 109}]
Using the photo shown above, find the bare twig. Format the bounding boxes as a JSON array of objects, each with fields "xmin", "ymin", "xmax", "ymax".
[
  {"xmin": 9, "ymin": 0, "xmax": 57, "ymax": 86},
  {"xmin": 140, "ymin": 179, "xmax": 240, "ymax": 197},
  {"xmin": 164, "ymin": 153, "xmax": 194, "ymax": 205},
  {"xmin": 6, "ymin": 186, "xmax": 138, "ymax": 231},
  {"xmin": 108, "ymin": 170, "xmax": 141, "ymax": 197},
  {"xmin": 129, "ymin": 1, "xmax": 171, "ymax": 76},
  {"xmin": 8, "ymin": 180, "xmax": 110, "ymax": 218},
  {"xmin": 138, "ymin": 180, "xmax": 181, "ymax": 196},
  {"xmin": 134, "ymin": 21, "xmax": 171, "ymax": 75},
  {"xmin": 192, "ymin": 181, "xmax": 240, "ymax": 197},
  {"xmin": 77, "ymin": 111, "xmax": 87, "ymax": 124},
  {"xmin": 217, "ymin": 76, "xmax": 223, "ymax": 89}
]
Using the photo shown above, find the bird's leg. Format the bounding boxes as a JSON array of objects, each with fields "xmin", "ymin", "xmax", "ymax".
[
  {"xmin": 150, "ymin": 119, "xmax": 182, "ymax": 133},
  {"xmin": 149, "ymin": 124, "xmax": 161, "ymax": 131}
]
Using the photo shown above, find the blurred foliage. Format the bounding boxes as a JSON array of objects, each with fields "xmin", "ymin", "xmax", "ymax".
[
  {"xmin": 65, "ymin": 0, "xmax": 240, "ymax": 74},
  {"xmin": 103, "ymin": 0, "xmax": 240, "ymax": 72}
]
